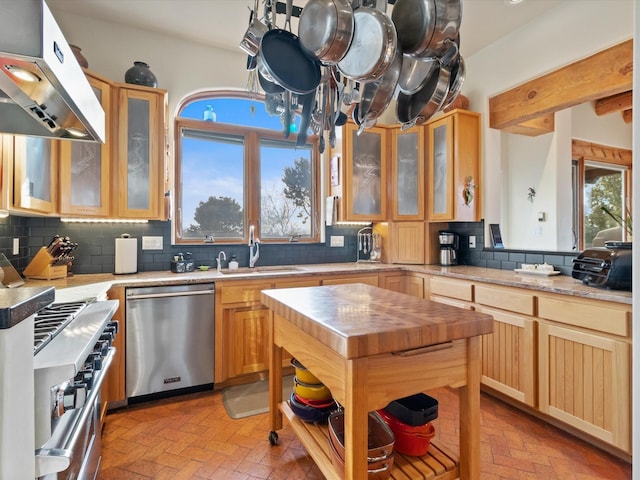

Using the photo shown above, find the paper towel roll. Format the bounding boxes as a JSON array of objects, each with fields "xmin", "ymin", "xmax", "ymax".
[{"xmin": 115, "ymin": 235, "xmax": 137, "ymax": 274}]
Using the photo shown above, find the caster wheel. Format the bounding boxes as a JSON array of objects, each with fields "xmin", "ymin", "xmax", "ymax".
[{"xmin": 269, "ymin": 431, "xmax": 279, "ymax": 445}]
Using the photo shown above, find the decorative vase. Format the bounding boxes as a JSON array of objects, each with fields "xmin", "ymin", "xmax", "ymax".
[
  {"xmin": 124, "ymin": 61, "xmax": 158, "ymax": 87},
  {"xmin": 70, "ymin": 44, "xmax": 89, "ymax": 68}
]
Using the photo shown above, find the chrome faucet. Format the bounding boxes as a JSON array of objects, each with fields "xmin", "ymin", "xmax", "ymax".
[
  {"xmin": 216, "ymin": 251, "xmax": 226, "ymax": 274},
  {"xmin": 248, "ymin": 225, "xmax": 260, "ymax": 268}
]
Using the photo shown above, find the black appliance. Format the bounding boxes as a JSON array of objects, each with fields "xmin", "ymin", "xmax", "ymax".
[{"xmin": 571, "ymin": 242, "xmax": 632, "ymax": 291}]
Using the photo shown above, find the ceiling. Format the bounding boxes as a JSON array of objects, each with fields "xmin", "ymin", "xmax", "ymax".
[{"xmin": 47, "ymin": 0, "xmax": 564, "ymax": 59}]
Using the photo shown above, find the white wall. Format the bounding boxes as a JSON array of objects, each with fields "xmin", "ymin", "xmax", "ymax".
[{"xmin": 463, "ymin": 0, "xmax": 634, "ymax": 248}]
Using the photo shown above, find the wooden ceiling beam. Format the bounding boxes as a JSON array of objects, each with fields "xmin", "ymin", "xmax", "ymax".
[
  {"xmin": 595, "ymin": 91, "xmax": 632, "ymax": 115},
  {"xmin": 489, "ymin": 39, "xmax": 633, "ymax": 132},
  {"xmin": 501, "ymin": 113, "xmax": 555, "ymax": 136}
]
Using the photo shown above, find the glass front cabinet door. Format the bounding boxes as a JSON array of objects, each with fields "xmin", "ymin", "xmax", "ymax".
[
  {"xmin": 391, "ymin": 125, "xmax": 425, "ymax": 221},
  {"xmin": 343, "ymin": 123, "xmax": 388, "ymax": 222},
  {"xmin": 59, "ymin": 72, "xmax": 112, "ymax": 216},
  {"xmin": 115, "ymin": 83, "xmax": 167, "ymax": 219},
  {"xmin": 12, "ymin": 136, "xmax": 58, "ymax": 214},
  {"xmin": 427, "ymin": 109, "xmax": 481, "ymax": 222}
]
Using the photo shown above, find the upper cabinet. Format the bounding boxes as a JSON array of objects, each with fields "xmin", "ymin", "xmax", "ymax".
[
  {"xmin": 342, "ymin": 122, "xmax": 388, "ymax": 222},
  {"xmin": 59, "ymin": 71, "xmax": 112, "ymax": 217},
  {"xmin": 390, "ymin": 125, "xmax": 425, "ymax": 221},
  {"xmin": 427, "ymin": 109, "xmax": 481, "ymax": 222},
  {"xmin": 12, "ymin": 136, "xmax": 58, "ymax": 214},
  {"xmin": 114, "ymin": 82, "xmax": 168, "ymax": 219},
  {"xmin": 4, "ymin": 70, "xmax": 168, "ymax": 220}
]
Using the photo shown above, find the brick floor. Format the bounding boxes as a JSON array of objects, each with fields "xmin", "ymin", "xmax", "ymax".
[{"xmin": 98, "ymin": 387, "xmax": 632, "ymax": 479}]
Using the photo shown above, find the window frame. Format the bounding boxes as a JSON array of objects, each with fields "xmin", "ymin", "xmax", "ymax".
[
  {"xmin": 571, "ymin": 139, "xmax": 632, "ymax": 250},
  {"xmin": 173, "ymin": 90, "xmax": 321, "ymax": 245}
]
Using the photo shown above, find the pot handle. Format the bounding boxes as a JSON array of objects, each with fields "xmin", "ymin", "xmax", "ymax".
[{"xmin": 439, "ymin": 39, "xmax": 459, "ymax": 68}]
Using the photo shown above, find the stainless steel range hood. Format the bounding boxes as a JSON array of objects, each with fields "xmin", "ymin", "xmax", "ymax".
[{"xmin": 0, "ymin": 0, "xmax": 104, "ymax": 142}]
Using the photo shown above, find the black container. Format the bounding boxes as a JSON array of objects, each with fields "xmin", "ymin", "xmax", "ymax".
[
  {"xmin": 125, "ymin": 61, "xmax": 158, "ymax": 87},
  {"xmin": 383, "ymin": 393, "xmax": 438, "ymax": 426}
]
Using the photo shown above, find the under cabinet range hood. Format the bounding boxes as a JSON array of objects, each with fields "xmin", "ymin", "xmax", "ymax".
[{"xmin": 0, "ymin": 0, "xmax": 105, "ymax": 142}]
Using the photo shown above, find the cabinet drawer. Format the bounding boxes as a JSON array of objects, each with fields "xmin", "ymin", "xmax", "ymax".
[
  {"xmin": 322, "ymin": 275, "xmax": 379, "ymax": 286},
  {"xmin": 538, "ymin": 296, "xmax": 630, "ymax": 337},
  {"xmin": 475, "ymin": 284, "xmax": 534, "ymax": 316},
  {"xmin": 429, "ymin": 277, "xmax": 472, "ymax": 302},
  {"xmin": 221, "ymin": 282, "xmax": 273, "ymax": 304},
  {"xmin": 275, "ymin": 279, "xmax": 321, "ymax": 289}
]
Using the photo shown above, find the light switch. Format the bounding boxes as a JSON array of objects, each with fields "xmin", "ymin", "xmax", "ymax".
[
  {"xmin": 330, "ymin": 236, "xmax": 344, "ymax": 247},
  {"xmin": 142, "ymin": 236, "xmax": 163, "ymax": 250}
]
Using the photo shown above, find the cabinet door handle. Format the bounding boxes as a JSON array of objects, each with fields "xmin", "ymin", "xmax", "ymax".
[{"xmin": 392, "ymin": 341, "xmax": 453, "ymax": 357}]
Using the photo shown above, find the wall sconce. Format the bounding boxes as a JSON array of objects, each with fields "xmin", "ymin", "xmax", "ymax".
[{"xmin": 527, "ymin": 187, "xmax": 536, "ymax": 202}]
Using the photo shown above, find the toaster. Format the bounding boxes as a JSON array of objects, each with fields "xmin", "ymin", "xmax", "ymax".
[{"xmin": 571, "ymin": 242, "xmax": 632, "ymax": 290}]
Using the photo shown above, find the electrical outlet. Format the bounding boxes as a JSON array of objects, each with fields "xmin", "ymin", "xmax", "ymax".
[
  {"xmin": 142, "ymin": 236, "xmax": 163, "ymax": 250},
  {"xmin": 12, "ymin": 238, "xmax": 19, "ymax": 255},
  {"xmin": 468, "ymin": 235, "xmax": 476, "ymax": 248},
  {"xmin": 330, "ymin": 235, "xmax": 344, "ymax": 247}
]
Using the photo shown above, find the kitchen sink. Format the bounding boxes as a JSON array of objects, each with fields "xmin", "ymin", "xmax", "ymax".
[{"xmin": 220, "ymin": 266, "xmax": 303, "ymax": 275}]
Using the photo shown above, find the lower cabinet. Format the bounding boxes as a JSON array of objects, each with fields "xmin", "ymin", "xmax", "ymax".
[
  {"xmin": 408, "ymin": 273, "xmax": 631, "ymax": 455},
  {"xmin": 226, "ymin": 306, "xmax": 271, "ymax": 377},
  {"xmin": 538, "ymin": 322, "xmax": 630, "ymax": 453},
  {"xmin": 474, "ymin": 305, "xmax": 536, "ymax": 407}
]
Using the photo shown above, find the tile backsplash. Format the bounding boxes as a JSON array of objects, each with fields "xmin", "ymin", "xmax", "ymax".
[{"xmin": 0, "ymin": 216, "xmax": 579, "ymax": 276}]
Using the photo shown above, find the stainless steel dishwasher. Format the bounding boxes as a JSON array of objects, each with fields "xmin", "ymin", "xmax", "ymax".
[{"xmin": 125, "ymin": 283, "xmax": 215, "ymax": 402}]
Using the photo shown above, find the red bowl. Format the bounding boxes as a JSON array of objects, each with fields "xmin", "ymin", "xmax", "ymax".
[
  {"xmin": 293, "ymin": 393, "xmax": 336, "ymax": 409},
  {"xmin": 377, "ymin": 409, "xmax": 435, "ymax": 457}
]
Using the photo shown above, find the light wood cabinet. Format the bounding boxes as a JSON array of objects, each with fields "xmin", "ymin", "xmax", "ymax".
[
  {"xmin": 321, "ymin": 273, "xmax": 379, "ymax": 286},
  {"xmin": 227, "ymin": 306, "xmax": 271, "ymax": 377},
  {"xmin": 390, "ymin": 125, "xmax": 424, "ymax": 221},
  {"xmin": 59, "ymin": 71, "xmax": 112, "ymax": 216},
  {"xmin": 423, "ymin": 273, "xmax": 631, "ymax": 455},
  {"xmin": 427, "ymin": 109, "xmax": 481, "ymax": 222},
  {"xmin": 114, "ymin": 82, "xmax": 167, "ymax": 220},
  {"xmin": 12, "ymin": 136, "xmax": 58, "ymax": 214},
  {"xmin": 342, "ymin": 122, "xmax": 388, "ymax": 221},
  {"xmin": 103, "ymin": 286, "xmax": 126, "ymax": 411},
  {"xmin": 474, "ymin": 284, "xmax": 536, "ymax": 406},
  {"xmin": 537, "ymin": 293, "xmax": 631, "ymax": 453},
  {"xmin": 388, "ymin": 221, "xmax": 425, "ymax": 264}
]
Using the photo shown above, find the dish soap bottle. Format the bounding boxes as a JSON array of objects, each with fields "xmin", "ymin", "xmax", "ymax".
[{"xmin": 229, "ymin": 255, "xmax": 239, "ymax": 270}]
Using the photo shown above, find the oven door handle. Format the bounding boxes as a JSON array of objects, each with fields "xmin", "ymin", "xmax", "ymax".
[{"xmin": 34, "ymin": 347, "xmax": 115, "ymax": 477}]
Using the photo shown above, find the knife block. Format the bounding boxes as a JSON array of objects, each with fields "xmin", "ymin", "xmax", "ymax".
[{"xmin": 23, "ymin": 247, "xmax": 67, "ymax": 280}]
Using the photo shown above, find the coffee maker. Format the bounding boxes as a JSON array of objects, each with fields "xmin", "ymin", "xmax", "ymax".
[{"xmin": 438, "ymin": 230, "xmax": 459, "ymax": 266}]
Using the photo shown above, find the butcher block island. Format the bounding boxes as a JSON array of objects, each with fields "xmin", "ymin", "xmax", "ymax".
[{"xmin": 261, "ymin": 284, "xmax": 494, "ymax": 480}]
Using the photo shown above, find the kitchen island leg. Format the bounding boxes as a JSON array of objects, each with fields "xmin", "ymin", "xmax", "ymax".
[
  {"xmin": 344, "ymin": 357, "xmax": 369, "ymax": 480},
  {"xmin": 459, "ymin": 336, "xmax": 481, "ymax": 479},
  {"xmin": 269, "ymin": 317, "xmax": 283, "ymax": 440}
]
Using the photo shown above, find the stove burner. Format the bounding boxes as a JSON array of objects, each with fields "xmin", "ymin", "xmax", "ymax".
[{"xmin": 33, "ymin": 301, "xmax": 89, "ymax": 355}]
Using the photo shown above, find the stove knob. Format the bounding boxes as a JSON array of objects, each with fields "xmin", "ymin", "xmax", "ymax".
[
  {"xmin": 104, "ymin": 326, "xmax": 117, "ymax": 338},
  {"xmin": 75, "ymin": 369, "xmax": 94, "ymax": 390},
  {"xmin": 63, "ymin": 382, "xmax": 87, "ymax": 411},
  {"xmin": 100, "ymin": 332, "xmax": 113, "ymax": 347},
  {"xmin": 94, "ymin": 340, "xmax": 109, "ymax": 356},
  {"xmin": 107, "ymin": 320, "xmax": 120, "ymax": 334},
  {"xmin": 89, "ymin": 352, "xmax": 103, "ymax": 370}
]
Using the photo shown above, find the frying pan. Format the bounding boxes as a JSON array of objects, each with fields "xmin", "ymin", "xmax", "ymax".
[
  {"xmin": 298, "ymin": 0, "xmax": 354, "ymax": 64},
  {"xmin": 441, "ymin": 54, "xmax": 465, "ymax": 110},
  {"xmin": 357, "ymin": 46, "xmax": 402, "ymax": 123},
  {"xmin": 397, "ymin": 54, "xmax": 437, "ymax": 94},
  {"xmin": 259, "ymin": 29, "xmax": 321, "ymax": 95},
  {"xmin": 337, "ymin": 7, "xmax": 398, "ymax": 82},
  {"xmin": 392, "ymin": 0, "xmax": 461, "ymax": 58}
]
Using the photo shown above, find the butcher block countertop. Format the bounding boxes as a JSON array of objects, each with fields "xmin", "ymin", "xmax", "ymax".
[
  {"xmin": 261, "ymin": 283, "xmax": 494, "ymax": 359},
  {"xmin": 22, "ymin": 263, "xmax": 631, "ymax": 305}
]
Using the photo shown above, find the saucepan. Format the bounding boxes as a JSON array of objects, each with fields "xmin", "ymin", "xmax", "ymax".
[
  {"xmin": 441, "ymin": 54, "xmax": 465, "ymax": 111},
  {"xmin": 392, "ymin": 0, "xmax": 462, "ymax": 58},
  {"xmin": 298, "ymin": 0, "xmax": 355, "ymax": 65},
  {"xmin": 239, "ymin": 9, "xmax": 268, "ymax": 57}
]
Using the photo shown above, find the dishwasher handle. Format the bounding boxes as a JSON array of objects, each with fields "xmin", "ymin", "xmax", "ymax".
[{"xmin": 127, "ymin": 289, "xmax": 215, "ymax": 301}]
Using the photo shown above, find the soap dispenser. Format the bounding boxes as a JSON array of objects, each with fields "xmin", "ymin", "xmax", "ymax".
[{"xmin": 229, "ymin": 255, "xmax": 239, "ymax": 270}]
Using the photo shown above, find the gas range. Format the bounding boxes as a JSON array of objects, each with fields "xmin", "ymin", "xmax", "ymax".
[{"xmin": 0, "ymin": 287, "xmax": 119, "ymax": 480}]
